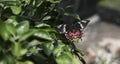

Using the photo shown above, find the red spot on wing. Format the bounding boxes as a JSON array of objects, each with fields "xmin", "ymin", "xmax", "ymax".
[{"xmin": 65, "ymin": 30, "xmax": 82, "ymax": 41}]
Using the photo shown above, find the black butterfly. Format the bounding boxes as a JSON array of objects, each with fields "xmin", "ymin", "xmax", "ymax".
[{"xmin": 56, "ymin": 20, "xmax": 90, "ymax": 42}]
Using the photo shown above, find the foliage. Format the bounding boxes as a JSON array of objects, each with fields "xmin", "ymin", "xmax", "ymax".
[{"xmin": 0, "ymin": 0, "xmax": 84, "ymax": 64}]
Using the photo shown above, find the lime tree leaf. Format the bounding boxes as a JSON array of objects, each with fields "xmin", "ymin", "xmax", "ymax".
[
  {"xmin": 56, "ymin": 52, "xmax": 73, "ymax": 64},
  {"xmin": 42, "ymin": 28, "xmax": 56, "ymax": 33},
  {"xmin": 24, "ymin": 0, "xmax": 31, "ymax": 5},
  {"xmin": 26, "ymin": 40, "xmax": 43, "ymax": 48},
  {"xmin": 34, "ymin": 30, "xmax": 53, "ymax": 41},
  {"xmin": 56, "ymin": 52, "xmax": 81, "ymax": 64},
  {"xmin": 29, "ymin": 47, "xmax": 39, "ymax": 54},
  {"xmin": 18, "ymin": 29, "xmax": 38, "ymax": 42},
  {"xmin": 42, "ymin": 16, "xmax": 51, "ymax": 21},
  {"xmin": 43, "ymin": 42, "xmax": 54, "ymax": 56},
  {"xmin": 35, "ymin": 23, "xmax": 50, "ymax": 28},
  {"xmin": 11, "ymin": 42, "xmax": 28, "ymax": 57},
  {"xmin": 0, "ymin": 20, "xmax": 16, "ymax": 40},
  {"xmin": 16, "ymin": 21, "xmax": 29, "ymax": 35},
  {"xmin": 0, "ymin": 0, "xmax": 19, "ymax": 6},
  {"xmin": 10, "ymin": 6, "xmax": 22, "ymax": 15},
  {"xmin": 64, "ymin": 13, "xmax": 81, "ymax": 20},
  {"xmin": 53, "ymin": 41, "xmax": 65, "ymax": 56},
  {"xmin": 0, "ymin": 23, "xmax": 9, "ymax": 40},
  {"xmin": 16, "ymin": 61, "xmax": 34, "ymax": 64},
  {"xmin": 11, "ymin": 43, "xmax": 22, "ymax": 57},
  {"xmin": 6, "ymin": 23, "xmax": 16, "ymax": 37},
  {"xmin": 47, "ymin": 0, "xmax": 61, "ymax": 3},
  {"xmin": 23, "ymin": 61, "xmax": 34, "ymax": 64},
  {"xmin": 20, "ymin": 49, "xmax": 28, "ymax": 56},
  {"xmin": 5, "ymin": 16, "xmax": 18, "ymax": 26}
]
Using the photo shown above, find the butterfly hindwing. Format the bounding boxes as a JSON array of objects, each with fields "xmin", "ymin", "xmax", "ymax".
[{"xmin": 77, "ymin": 20, "xmax": 90, "ymax": 29}]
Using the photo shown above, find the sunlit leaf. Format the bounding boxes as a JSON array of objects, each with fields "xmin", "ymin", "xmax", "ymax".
[
  {"xmin": 47, "ymin": 0, "xmax": 61, "ymax": 3},
  {"xmin": 56, "ymin": 52, "xmax": 73, "ymax": 64},
  {"xmin": 34, "ymin": 30, "xmax": 53, "ymax": 41},
  {"xmin": 16, "ymin": 20, "xmax": 29, "ymax": 35},
  {"xmin": 18, "ymin": 29, "xmax": 38, "ymax": 42},
  {"xmin": 42, "ymin": 28, "xmax": 56, "ymax": 33},
  {"xmin": 53, "ymin": 41, "xmax": 65, "ymax": 56},
  {"xmin": 6, "ymin": 23, "xmax": 16, "ymax": 37},
  {"xmin": 5, "ymin": 16, "xmax": 18, "ymax": 26},
  {"xmin": 64, "ymin": 13, "xmax": 81, "ymax": 20},
  {"xmin": 20, "ymin": 49, "xmax": 28, "ymax": 56},
  {"xmin": 26, "ymin": 40, "xmax": 43, "ymax": 48},
  {"xmin": 35, "ymin": 23, "xmax": 50, "ymax": 28},
  {"xmin": 10, "ymin": 6, "xmax": 22, "ymax": 15},
  {"xmin": 42, "ymin": 16, "xmax": 51, "ymax": 21},
  {"xmin": 16, "ymin": 61, "xmax": 34, "ymax": 64},
  {"xmin": 11, "ymin": 43, "xmax": 22, "ymax": 57},
  {"xmin": 29, "ymin": 47, "xmax": 39, "ymax": 55},
  {"xmin": 56, "ymin": 52, "xmax": 80, "ymax": 64},
  {"xmin": 43, "ymin": 42, "xmax": 54, "ymax": 56},
  {"xmin": 0, "ymin": 0, "xmax": 19, "ymax": 6},
  {"xmin": 0, "ymin": 23, "xmax": 9, "ymax": 40}
]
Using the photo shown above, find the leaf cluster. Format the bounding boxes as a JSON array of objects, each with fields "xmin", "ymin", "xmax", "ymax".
[{"xmin": 0, "ymin": 0, "xmax": 85, "ymax": 64}]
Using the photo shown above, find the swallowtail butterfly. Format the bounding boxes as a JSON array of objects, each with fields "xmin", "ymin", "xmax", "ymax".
[{"xmin": 56, "ymin": 20, "xmax": 89, "ymax": 42}]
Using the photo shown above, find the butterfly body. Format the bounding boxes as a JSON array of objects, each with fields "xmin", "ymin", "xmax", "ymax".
[{"xmin": 56, "ymin": 20, "xmax": 89, "ymax": 42}]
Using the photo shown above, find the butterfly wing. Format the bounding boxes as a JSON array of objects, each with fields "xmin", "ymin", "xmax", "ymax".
[
  {"xmin": 56, "ymin": 20, "xmax": 90, "ymax": 42},
  {"xmin": 56, "ymin": 24, "xmax": 67, "ymax": 34},
  {"xmin": 77, "ymin": 20, "xmax": 90, "ymax": 30}
]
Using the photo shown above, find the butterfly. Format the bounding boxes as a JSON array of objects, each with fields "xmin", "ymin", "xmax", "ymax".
[{"xmin": 56, "ymin": 20, "xmax": 90, "ymax": 43}]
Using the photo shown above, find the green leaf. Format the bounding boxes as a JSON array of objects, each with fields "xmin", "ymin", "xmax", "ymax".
[
  {"xmin": 53, "ymin": 46, "xmax": 63, "ymax": 56},
  {"xmin": 26, "ymin": 40, "xmax": 43, "ymax": 48},
  {"xmin": 20, "ymin": 49, "xmax": 28, "ymax": 56},
  {"xmin": 29, "ymin": 47, "xmax": 39, "ymax": 54},
  {"xmin": 18, "ymin": 29, "xmax": 38, "ymax": 42},
  {"xmin": 10, "ymin": 6, "xmax": 22, "ymax": 15},
  {"xmin": 42, "ymin": 16, "xmax": 51, "ymax": 21},
  {"xmin": 24, "ymin": 61, "xmax": 34, "ymax": 64},
  {"xmin": 64, "ymin": 13, "xmax": 81, "ymax": 20},
  {"xmin": 0, "ymin": 0, "xmax": 19, "ymax": 6},
  {"xmin": 35, "ymin": 23, "xmax": 50, "ymax": 28},
  {"xmin": 11, "ymin": 43, "xmax": 22, "ymax": 57},
  {"xmin": 34, "ymin": 30, "xmax": 53, "ymax": 41},
  {"xmin": 16, "ymin": 61, "xmax": 34, "ymax": 64},
  {"xmin": 24, "ymin": 0, "xmax": 31, "ymax": 5},
  {"xmin": 42, "ymin": 28, "xmax": 56, "ymax": 33},
  {"xmin": 56, "ymin": 52, "xmax": 73, "ymax": 64},
  {"xmin": 47, "ymin": 0, "xmax": 61, "ymax": 3},
  {"xmin": 5, "ymin": 16, "xmax": 18, "ymax": 26},
  {"xmin": 43, "ymin": 42, "xmax": 54, "ymax": 56},
  {"xmin": 0, "ymin": 22, "xmax": 16, "ymax": 40},
  {"xmin": 0, "ymin": 22, "xmax": 16, "ymax": 41},
  {"xmin": 16, "ymin": 21, "xmax": 29, "ymax": 35},
  {"xmin": 11, "ymin": 42, "xmax": 27, "ymax": 57},
  {"xmin": 56, "ymin": 52, "xmax": 80, "ymax": 64},
  {"xmin": 6, "ymin": 23, "xmax": 16, "ymax": 37},
  {"xmin": 53, "ymin": 41, "xmax": 65, "ymax": 56},
  {"xmin": 0, "ymin": 23, "xmax": 9, "ymax": 40}
]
